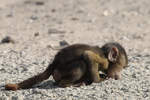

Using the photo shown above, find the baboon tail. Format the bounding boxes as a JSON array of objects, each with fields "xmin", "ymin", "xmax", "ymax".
[{"xmin": 5, "ymin": 64, "xmax": 53, "ymax": 91}]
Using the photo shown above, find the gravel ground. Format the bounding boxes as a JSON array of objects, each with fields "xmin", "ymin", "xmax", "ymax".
[{"xmin": 0, "ymin": 0, "xmax": 150, "ymax": 100}]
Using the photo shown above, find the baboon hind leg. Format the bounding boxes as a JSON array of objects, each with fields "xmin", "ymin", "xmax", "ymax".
[{"xmin": 58, "ymin": 60, "xmax": 86, "ymax": 87}]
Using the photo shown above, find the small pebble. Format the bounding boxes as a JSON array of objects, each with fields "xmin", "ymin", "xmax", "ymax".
[
  {"xmin": 48, "ymin": 29, "xmax": 66, "ymax": 34},
  {"xmin": 35, "ymin": 1, "xmax": 44, "ymax": 6},
  {"xmin": 24, "ymin": 1, "xmax": 32, "ymax": 4},
  {"xmin": 59, "ymin": 40, "xmax": 69, "ymax": 46},
  {"xmin": 6, "ymin": 13, "xmax": 13, "ymax": 17},
  {"xmin": 103, "ymin": 10, "xmax": 109, "ymax": 16},
  {"xmin": 51, "ymin": 9, "xmax": 56, "ymax": 13},
  {"xmin": 1, "ymin": 36, "xmax": 15, "ymax": 44},
  {"xmin": 71, "ymin": 17, "xmax": 79, "ymax": 21},
  {"xmin": 34, "ymin": 32, "xmax": 40, "ymax": 37},
  {"xmin": 30, "ymin": 15, "xmax": 38, "ymax": 20}
]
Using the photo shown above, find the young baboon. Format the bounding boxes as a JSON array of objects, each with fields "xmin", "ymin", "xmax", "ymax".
[
  {"xmin": 5, "ymin": 42, "xmax": 128, "ymax": 91},
  {"xmin": 5, "ymin": 44, "xmax": 109, "ymax": 90}
]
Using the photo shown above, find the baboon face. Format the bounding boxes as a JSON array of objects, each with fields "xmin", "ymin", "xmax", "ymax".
[{"xmin": 107, "ymin": 68, "xmax": 122, "ymax": 80}]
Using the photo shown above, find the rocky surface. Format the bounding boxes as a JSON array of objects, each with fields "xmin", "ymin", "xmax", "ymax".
[{"xmin": 0, "ymin": 0, "xmax": 150, "ymax": 100}]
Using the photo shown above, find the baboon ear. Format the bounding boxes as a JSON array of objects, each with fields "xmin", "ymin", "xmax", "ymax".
[{"xmin": 108, "ymin": 47, "xmax": 119, "ymax": 62}]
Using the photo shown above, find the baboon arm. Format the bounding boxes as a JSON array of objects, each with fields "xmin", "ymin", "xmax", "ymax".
[
  {"xmin": 83, "ymin": 50, "xmax": 106, "ymax": 83},
  {"xmin": 84, "ymin": 50, "xmax": 109, "ymax": 70}
]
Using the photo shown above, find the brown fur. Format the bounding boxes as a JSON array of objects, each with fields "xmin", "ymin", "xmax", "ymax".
[
  {"xmin": 5, "ymin": 44, "xmax": 108, "ymax": 90},
  {"xmin": 5, "ymin": 42, "xmax": 128, "ymax": 91}
]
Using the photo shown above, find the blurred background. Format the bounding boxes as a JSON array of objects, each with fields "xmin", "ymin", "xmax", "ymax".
[{"xmin": 0, "ymin": 0, "xmax": 150, "ymax": 54}]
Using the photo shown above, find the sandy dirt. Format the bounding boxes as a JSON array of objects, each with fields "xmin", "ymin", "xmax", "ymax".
[{"xmin": 0, "ymin": 0, "xmax": 150, "ymax": 100}]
